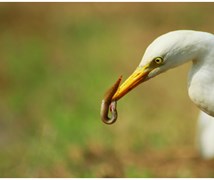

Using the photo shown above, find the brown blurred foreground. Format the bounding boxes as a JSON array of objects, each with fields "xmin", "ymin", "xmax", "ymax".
[{"xmin": 69, "ymin": 144, "xmax": 214, "ymax": 178}]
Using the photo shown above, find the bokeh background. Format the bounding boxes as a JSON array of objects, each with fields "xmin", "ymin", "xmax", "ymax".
[{"xmin": 1, "ymin": 2, "xmax": 214, "ymax": 177}]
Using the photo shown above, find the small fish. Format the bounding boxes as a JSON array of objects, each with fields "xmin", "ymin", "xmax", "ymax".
[{"xmin": 100, "ymin": 76, "xmax": 122, "ymax": 125}]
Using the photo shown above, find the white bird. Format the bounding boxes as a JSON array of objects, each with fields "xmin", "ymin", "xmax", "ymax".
[
  {"xmin": 111, "ymin": 30, "xmax": 214, "ymax": 159},
  {"xmin": 197, "ymin": 111, "xmax": 214, "ymax": 159}
]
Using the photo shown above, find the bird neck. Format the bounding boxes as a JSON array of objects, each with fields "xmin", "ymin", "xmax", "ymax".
[{"xmin": 188, "ymin": 32, "xmax": 214, "ymax": 116}]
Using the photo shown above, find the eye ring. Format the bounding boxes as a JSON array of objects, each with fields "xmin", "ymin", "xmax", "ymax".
[{"xmin": 154, "ymin": 57, "xmax": 164, "ymax": 64}]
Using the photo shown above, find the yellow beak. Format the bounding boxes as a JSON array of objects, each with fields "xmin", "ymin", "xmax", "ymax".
[{"xmin": 112, "ymin": 64, "xmax": 151, "ymax": 101}]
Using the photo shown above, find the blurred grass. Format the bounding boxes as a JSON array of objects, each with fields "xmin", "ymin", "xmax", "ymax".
[{"xmin": 0, "ymin": 2, "xmax": 214, "ymax": 177}]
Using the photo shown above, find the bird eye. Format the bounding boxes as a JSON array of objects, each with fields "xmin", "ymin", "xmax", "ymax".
[{"xmin": 154, "ymin": 57, "xmax": 164, "ymax": 65}]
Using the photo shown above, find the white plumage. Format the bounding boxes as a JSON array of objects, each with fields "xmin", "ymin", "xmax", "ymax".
[
  {"xmin": 112, "ymin": 30, "xmax": 214, "ymax": 159},
  {"xmin": 140, "ymin": 30, "xmax": 214, "ymax": 116},
  {"xmin": 197, "ymin": 111, "xmax": 214, "ymax": 159}
]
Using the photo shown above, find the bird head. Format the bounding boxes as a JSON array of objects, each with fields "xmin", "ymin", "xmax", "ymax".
[{"xmin": 112, "ymin": 30, "xmax": 202, "ymax": 101}]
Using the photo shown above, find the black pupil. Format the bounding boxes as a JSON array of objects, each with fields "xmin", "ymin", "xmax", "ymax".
[{"xmin": 156, "ymin": 58, "xmax": 161, "ymax": 63}]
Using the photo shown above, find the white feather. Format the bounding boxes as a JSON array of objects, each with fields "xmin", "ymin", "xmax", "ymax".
[{"xmin": 140, "ymin": 30, "xmax": 214, "ymax": 159}]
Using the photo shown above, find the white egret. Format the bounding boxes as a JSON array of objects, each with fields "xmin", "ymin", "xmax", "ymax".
[
  {"xmin": 103, "ymin": 30, "xmax": 214, "ymax": 159},
  {"xmin": 197, "ymin": 111, "xmax": 214, "ymax": 159}
]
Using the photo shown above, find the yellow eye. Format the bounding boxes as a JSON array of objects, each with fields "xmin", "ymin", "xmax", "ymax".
[{"xmin": 154, "ymin": 57, "xmax": 164, "ymax": 64}]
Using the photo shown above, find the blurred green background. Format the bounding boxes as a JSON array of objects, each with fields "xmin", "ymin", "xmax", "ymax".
[{"xmin": 1, "ymin": 2, "xmax": 214, "ymax": 177}]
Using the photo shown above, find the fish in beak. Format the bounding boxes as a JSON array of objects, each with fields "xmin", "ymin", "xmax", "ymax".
[{"xmin": 112, "ymin": 64, "xmax": 151, "ymax": 101}]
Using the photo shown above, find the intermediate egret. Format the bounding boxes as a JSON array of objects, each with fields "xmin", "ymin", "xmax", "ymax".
[{"xmin": 101, "ymin": 30, "xmax": 214, "ymax": 159}]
